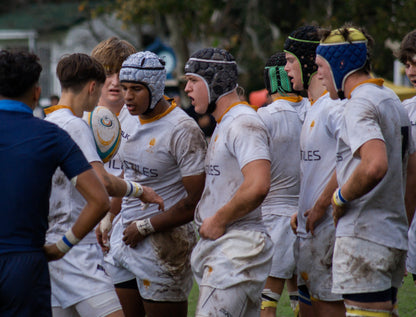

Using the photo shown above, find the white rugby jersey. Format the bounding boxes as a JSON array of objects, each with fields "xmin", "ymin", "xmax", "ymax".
[
  {"xmin": 403, "ymin": 95, "xmax": 416, "ymax": 144},
  {"xmin": 194, "ymin": 102, "xmax": 270, "ymax": 232},
  {"xmin": 257, "ymin": 96, "xmax": 303, "ymax": 217},
  {"xmin": 45, "ymin": 106, "xmax": 102, "ymax": 244},
  {"xmin": 289, "ymin": 96, "xmax": 310, "ymax": 123},
  {"xmin": 297, "ymin": 93, "xmax": 345, "ymax": 238},
  {"xmin": 403, "ymin": 96, "xmax": 416, "ymax": 272},
  {"xmin": 119, "ymin": 101, "xmax": 206, "ymax": 223},
  {"xmin": 336, "ymin": 79, "xmax": 412, "ymax": 250}
]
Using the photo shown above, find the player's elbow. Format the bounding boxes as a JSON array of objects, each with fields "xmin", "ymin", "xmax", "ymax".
[
  {"xmin": 254, "ymin": 180, "xmax": 270, "ymax": 203},
  {"xmin": 94, "ymin": 192, "xmax": 111, "ymax": 218},
  {"xmin": 366, "ymin": 160, "xmax": 388, "ymax": 184}
]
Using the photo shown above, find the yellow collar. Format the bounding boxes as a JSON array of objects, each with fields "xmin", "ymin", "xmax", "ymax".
[
  {"xmin": 43, "ymin": 105, "xmax": 75, "ymax": 116},
  {"xmin": 217, "ymin": 101, "xmax": 256, "ymax": 123},
  {"xmin": 348, "ymin": 78, "xmax": 384, "ymax": 99},
  {"xmin": 272, "ymin": 95, "xmax": 303, "ymax": 103},
  {"xmin": 139, "ymin": 97, "xmax": 177, "ymax": 124}
]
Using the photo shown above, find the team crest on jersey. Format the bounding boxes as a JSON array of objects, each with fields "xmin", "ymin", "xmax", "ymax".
[{"xmin": 146, "ymin": 137, "xmax": 156, "ymax": 153}]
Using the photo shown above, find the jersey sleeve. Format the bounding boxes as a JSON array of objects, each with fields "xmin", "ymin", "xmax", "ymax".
[
  {"xmin": 326, "ymin": 100, "xmax": 345, "ymax": 140},
  {"xmin": 227, "ymin": 113, "xmax": 271, "ymax": 169},
  {"xmin": 170, "ymin": 118, "xmax": 207, "ymax": 177},
  {"xmin": 344, "ymin": 100, "xmax": 384, "ymax": 155},
  {"xmin": 66, "ymin": 118, "xmax": 102, "ymax": 164},
  {"xmin": 55, "ymin": 127, "xmax": 92, "ymax": 180}
]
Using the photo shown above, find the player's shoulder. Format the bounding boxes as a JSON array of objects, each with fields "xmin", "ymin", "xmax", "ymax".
[
  {"xmin": 403, "ymin": 95, "xmax": 416, "ymax": 110},
  {"xmin": 165, "ymin": 105, "xmax": 201, "ymax": 128},
  {"xmin": 259, "ymin": 99, "xmax": 297, "ymax": 116}
]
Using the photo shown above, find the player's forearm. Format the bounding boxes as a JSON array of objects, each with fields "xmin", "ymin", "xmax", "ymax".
[
  {"xmin": 67, "ymin": 169, "xmax": 110, "ymax": 242},
  {"xmin": 213, "ymin": 178, "xmax": 269, "ymax": 227},
  {"xmin": 314, "ymin": 170, "xmax": 338, "ymax": 210},
  {"xmin": 150, "ymin": 198, "xmax": 196, "ymax": 232},
  {"xmin": 339, "ymin": 140, "xmax": 387, "ymax": 202},
  {"xmin": 339, "ymin": 160, "xmax": 386, "ymax": 202},
  {"xmin": 72, "ymin": 199, "xmax": 110, "ymax": 239}
]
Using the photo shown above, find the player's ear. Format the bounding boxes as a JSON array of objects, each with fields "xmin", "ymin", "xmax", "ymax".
[
  {"xmin": 34, "ymin": 85, "xmax": 41, "ymax": 104},
  {"xmin": 88, "ymin": 80, "xmax": 96, "ymax": 95}
]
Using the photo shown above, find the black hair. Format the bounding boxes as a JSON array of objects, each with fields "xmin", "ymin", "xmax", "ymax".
[{"xmin": 0, "ymin": 50, "xmax": 42, "ymax": 98}]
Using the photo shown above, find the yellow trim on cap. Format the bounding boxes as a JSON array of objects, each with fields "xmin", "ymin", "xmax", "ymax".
[{"xmin": 323, "ymin": 28, "xmax": 366, "ymax": 44}]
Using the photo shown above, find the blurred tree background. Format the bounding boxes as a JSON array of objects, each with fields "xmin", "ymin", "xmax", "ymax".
[{"xmin": 3, "ymin": 0, "xmax": 416, "ymax": 93}]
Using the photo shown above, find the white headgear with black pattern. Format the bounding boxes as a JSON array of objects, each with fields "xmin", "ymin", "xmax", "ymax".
[{"xmin": 119, "ymin": 51, "xmax": 166, "ymax": 111}]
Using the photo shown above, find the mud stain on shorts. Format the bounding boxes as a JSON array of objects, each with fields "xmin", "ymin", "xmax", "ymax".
[{"xmin": 150, "ymin": 223, "xmax": 197, "ymax": 276}]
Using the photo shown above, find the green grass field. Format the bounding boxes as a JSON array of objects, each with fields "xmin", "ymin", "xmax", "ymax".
[{"xmin": 187, "ymin": 274, "xmax": 416, "ymax": 316}]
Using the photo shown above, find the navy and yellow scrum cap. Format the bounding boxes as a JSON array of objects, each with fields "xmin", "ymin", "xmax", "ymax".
[{"xmin": 316, "ymin": 28, "xmax": 368, "ymax": 97}]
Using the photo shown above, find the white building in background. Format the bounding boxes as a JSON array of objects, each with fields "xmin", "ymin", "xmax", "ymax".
[{"xmin": 0, "ymin": 3, "xmax": 140, "ymax": 106}]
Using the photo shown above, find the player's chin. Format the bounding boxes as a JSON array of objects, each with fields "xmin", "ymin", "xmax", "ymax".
[{"xmin": 126, "ymin": 104, "xmax": 138, "ymax": 115}]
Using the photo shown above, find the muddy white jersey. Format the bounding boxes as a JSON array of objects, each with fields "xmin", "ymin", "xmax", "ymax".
[
  {"xmin": 336, "ymin": 80, "xmax": 413, "ymax": 250},
  {"xmin": 297, "ymin": 93, "xmax": 345, "ymax": 238},
  {"xmin": 194, "ymin": 103, "xmax": 270, "ymax": 232},
  {"xmin": 45, "ymin": 107, "xmax": 102, "ymax": 245},
  {"xmin": 403, "ymin": 96, "xmax": 416, "ymax": 144},
  {"xmin": 119, "ymin": 102, "xmax": 206, "ymax": 223},
  {"xmin": 257, "ymin": 96, "xmax": 303, "ymax": 217},
  {"xmin": 289, "ymin": 96, "xmax": 310, "ymax": 123},
  {"xmin": 403, "ymin": 96, "xmax": 416, "ymax": 272}
]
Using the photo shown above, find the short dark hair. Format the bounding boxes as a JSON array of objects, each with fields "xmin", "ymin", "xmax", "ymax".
[
  {"xmin": 57, "ymin": 53, "xmax": 106, "ymax": 92},
  {"xmin": 397, "ymin": 30, "xmax": 416, "ymax": 65},
  {"xmin": 0, "ymin": 50, "xmax": 42, "ymax": 98}
]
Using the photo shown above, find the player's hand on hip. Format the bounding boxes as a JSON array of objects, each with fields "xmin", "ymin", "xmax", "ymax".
[
  {"xmin": 304, "ymin": 205, "xmax": 326, "ymax": 235},
  {"xmin": 199, "ymin": 216, "xmax": 226, "ymax": 240},
  {"xmin": 140, "ymin": 186, "xmax": 164, "ymax": 211},
  {"xmin": 95, "ymin": 212, "xmax": 113, "ymax": 253},
  {"xmin": 43, "ymin": 244, "xmax": 66, "ymax": 262},
  {"xmin": 95, "ymin": 223, "xmax": 110, "ymax": 253},
  {"xmin": 290, "ymin": 212, "xmax": 298, "ymax": 235},
  {"xmin": 331, "ymin": 202, "xmax": 345, "ymax": 227},
  {"xmin": 122, "ymin": 222, "xmax": 145, "ymax": 248}
]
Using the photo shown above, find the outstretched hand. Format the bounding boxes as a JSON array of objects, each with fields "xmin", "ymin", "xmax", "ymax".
[{"xmin": 140, "ymin": 186, "xmax": 164, "ymax": 211}]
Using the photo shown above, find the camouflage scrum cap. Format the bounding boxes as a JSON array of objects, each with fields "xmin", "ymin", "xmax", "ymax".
[{"xmin": 119, "ymin": 51, "xmax": 166, "ymax": 111}]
